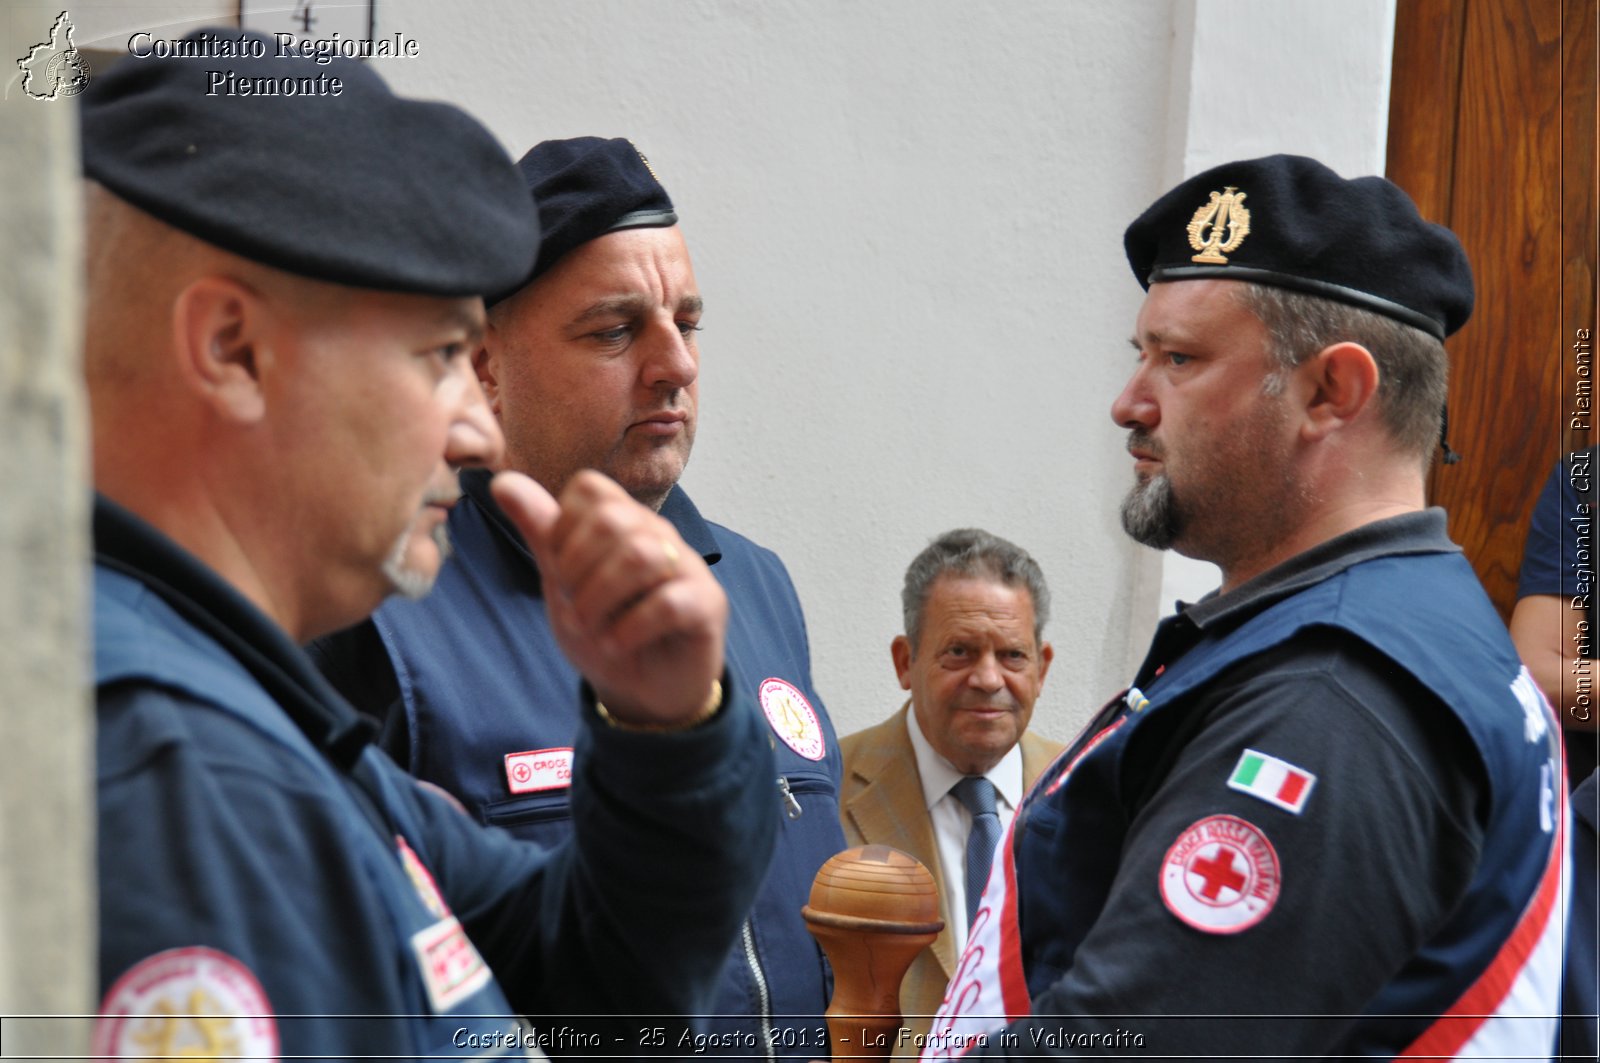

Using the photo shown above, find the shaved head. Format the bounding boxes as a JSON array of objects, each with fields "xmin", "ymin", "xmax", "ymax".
[
  {"xmin": 83, "ymin": 183, "xmax": 191, "ymax": 385},
  {"xmin": 83, "ymin": 183, "xmax": 374, "ymax": 395}
]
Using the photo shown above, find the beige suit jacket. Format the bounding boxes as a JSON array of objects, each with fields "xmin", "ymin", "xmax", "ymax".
[{"xmin": 838, "ymin": 704, "xmax": 1064, "ymax": 1052}]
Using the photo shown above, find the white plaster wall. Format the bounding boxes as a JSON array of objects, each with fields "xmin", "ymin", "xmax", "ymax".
[
  {"xmin": 6, "ymin": 0, "xmax": 1399, "ymax": 750},
  {"xmin": 0, "ymin": 33, "xmax": 93, "ymax": 1050},
  {"xmin": 1, "ymin": 0, "xmax": 232, "ymax": 76},
  {"xmin": 1155, "ymin": 0, "xmax": 1398, "ymax": 611},
  {"xmin": 368, "ymin": 0, "xmax": 1398, "ymax": 742},
  {"xmin": 0, "ymin": 2, "xmax": 1402, "ymax": 1025},
  {"xmin": 368, "ymin": 0, "xmax": 1176, "ymax": 744}
]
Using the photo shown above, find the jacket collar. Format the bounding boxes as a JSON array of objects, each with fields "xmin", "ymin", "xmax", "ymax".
[
  {"xmin": 460, "ymin": 468, "xmax": 723, "ymax": 576},
  {"xmin": 1184, "ymin": 508, "xmax": 1456, "ymax": 633},
  {"xmin": 93, "ymin": 493, "xmax": 376, "ymax": 768}
]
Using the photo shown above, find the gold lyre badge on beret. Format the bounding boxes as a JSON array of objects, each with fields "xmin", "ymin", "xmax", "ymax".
[{"xmin": 1187, "ymin": 186, "xmax": 1251, "ymax": 264}]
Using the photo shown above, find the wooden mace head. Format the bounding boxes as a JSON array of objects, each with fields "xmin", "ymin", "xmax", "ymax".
[
  {"xmin": 803, "ymin": 844, "xmax": 943, "ymax": 930},
  {"xmin": 802, "ymin": 846, "xmax": 944, "ymax": 1061}
]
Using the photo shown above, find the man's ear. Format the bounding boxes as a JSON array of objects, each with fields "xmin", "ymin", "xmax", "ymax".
[
  {"xmin": 474, "ymin": 325, "xmax": 500, "ymax": 416},
  {"xmin": 1298, "ymin": 341, "xmax": 1380, "ymax": 442},
  {"xmin": 171, "ymin": 275, "xmax": 268, "ymax": 423},
  {"xmin": 892, "ymin": 635, "xmax": 914, "ymax": 691}
]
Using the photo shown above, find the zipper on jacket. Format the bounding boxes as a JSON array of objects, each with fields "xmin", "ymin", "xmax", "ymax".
[
  {"xmin": 741, "ymin": 919, "xmax": 777, "ymax": 1062},
  {"xmin": 776, "ymin": 776, "xmax": 803, "ymax": 820}
]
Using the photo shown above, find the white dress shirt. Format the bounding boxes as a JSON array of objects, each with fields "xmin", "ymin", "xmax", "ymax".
[{"xmin": 905, "ymin": 704, "xmax": 1024, "ymax": 949}]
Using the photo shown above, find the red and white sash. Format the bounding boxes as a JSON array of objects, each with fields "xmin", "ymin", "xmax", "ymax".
[
  {"xmin": 921, "ymin": 705, "xmax": 1134, "ymax": 1061},
  {"xmin": 1398, "ymin": 716, "xmax": 1570, "ymax": 1061},
  {"xmin": 920, "ymin": 816, "xmax": 1029, "ymax": 1060}
]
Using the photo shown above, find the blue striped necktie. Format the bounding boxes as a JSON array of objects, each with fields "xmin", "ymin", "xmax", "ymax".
[{"xmin": 952, "ymin": 775, "xmax": 1001, "ymax": 926}]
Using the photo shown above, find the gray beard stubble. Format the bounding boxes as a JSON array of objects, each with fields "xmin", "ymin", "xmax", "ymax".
[
  {"xmin": 1120, "ymin": 473, "xmax": 1180, "ymax": 551},
  {"xmin": 382, "ymin": 520, "xmax": 452, "ymax": 601}
]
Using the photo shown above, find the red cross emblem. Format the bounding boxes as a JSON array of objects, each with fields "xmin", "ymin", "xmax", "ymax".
[
  {"xmin": 1160, "ymin": 815, "xmax": 1280, "ymax": 934},
  {"xmin": 502, "ymin": 747, "xmax": 574, "ymax": 794},
  {"xmin": 1187, "ymin": 845, "xmax": 1248, "ymax": 903}
]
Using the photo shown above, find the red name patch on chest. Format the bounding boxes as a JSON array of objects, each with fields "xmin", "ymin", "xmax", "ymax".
[{"xmin": 503, "ymin": 747, "xmax": 574, "ymax": 794}]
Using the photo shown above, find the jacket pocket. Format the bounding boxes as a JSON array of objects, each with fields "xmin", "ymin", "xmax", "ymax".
[{"xmin": 481, "ymin": 791, "xmax": 571, "ymax": 846}]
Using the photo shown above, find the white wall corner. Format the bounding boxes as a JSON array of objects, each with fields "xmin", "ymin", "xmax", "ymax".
[{"xmin": 1136, "ymin": 0, "xmax": 1398, "ymax": 628}]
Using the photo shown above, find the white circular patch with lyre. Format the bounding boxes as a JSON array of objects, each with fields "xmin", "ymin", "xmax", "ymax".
[
  {"xmin": 758, "ymin": 677, "xmax": 826, "ymax": 761},
  {"xmin": 1159, "ymin": 814, "xmax": 1280, "ymax": 934},
  {"xmin": 94, "ymin": 946, "xmax": 278, "ymax": 1060}
]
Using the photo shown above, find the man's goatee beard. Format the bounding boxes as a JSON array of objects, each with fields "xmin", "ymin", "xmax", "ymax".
[
  {"xmin": 1120, "ymin": 473, "xmax": 1181, "ymax": 550},
  {"xmin": 382, "ymin": 520, "xmax": 452, "ymax": 601}
]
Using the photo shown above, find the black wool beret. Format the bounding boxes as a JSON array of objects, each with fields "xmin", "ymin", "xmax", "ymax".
[
  {"xmin": 1124, "ymin": 154, "xmax": 1473, "ymax": 339},
  {"xmin": 80, "ymin": 29, "xmax": 538, "ymax": 298},
  {"xmin": 498, "ymin": 136, "xmax": 677, "ymax": 299}
]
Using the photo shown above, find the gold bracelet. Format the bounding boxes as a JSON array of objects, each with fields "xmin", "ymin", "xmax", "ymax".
[{"xmin": 594, "ymin": 678, "xmax": 724, "ymax": 733}]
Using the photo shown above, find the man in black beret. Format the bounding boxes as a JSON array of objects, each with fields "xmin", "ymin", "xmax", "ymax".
[
  {"xmin": 84, "ymin": 33, "xmax": 776, "ymax": 1058},
  {"xmin": 920, "ymin": 155, "xmax": 1567, "ymax": 1058},
  {"xmin": 313, "ymin": 136, "xmax": 847, "ymax": 1060}
]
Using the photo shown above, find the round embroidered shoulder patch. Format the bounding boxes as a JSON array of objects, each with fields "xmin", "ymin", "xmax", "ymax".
[
  {"xmin": 94, "ymin": 946, "xmax": 278, "ymax": 1060},
  {"xmin": 1159, "ymin": 814, "xmax": 1281, "ymax": 934},
  {"xmin": 758, "ymin": 677, "xmax": 826, "ymax": 761}
]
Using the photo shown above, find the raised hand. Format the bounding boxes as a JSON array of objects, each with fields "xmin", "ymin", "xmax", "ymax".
[{"xmin": 491, "ymin": 469, "xmax": 727, "ymax": 727}]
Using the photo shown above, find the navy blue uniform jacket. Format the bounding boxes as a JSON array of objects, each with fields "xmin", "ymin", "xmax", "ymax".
[
  {"xmin": 314, "ymin": 470, "xmax": 845, "ymax": 1060},
  {"xmin": 1566, "ymin": 768, "xmax": 1598, "ymax": 1060},
  {"xmin": 94, "ymin": 495, "xmax": 776, "ymax": 1059},
  {"xmin": 940, "ymin": 513, "xmax": 1567, "ymax": 1060},
  {"xmin": 1517, "ymin": 447, "xmax": 1598, "ymax": 784}
]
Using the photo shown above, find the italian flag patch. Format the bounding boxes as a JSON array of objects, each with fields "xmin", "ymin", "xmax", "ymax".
[{"xmin": 1227, "ymin": 749, "xmax": 1316, "ymax": 815}]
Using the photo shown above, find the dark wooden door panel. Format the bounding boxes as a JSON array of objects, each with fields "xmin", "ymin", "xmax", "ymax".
[{"xmin": 1388, "ymin": 0, "xmax": 1596, "ymax": 618}]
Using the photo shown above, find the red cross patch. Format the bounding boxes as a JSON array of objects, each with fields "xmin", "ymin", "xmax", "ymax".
[
  {"xmin": 503, "ymin": 746, "xmax": 573, "ymax": 794},
  {"xmin": 1158, "ymin": 814, "xmax": 1280, "ymax": 934}
]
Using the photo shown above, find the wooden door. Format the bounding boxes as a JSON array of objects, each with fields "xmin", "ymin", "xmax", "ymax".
[{"xmin": 1387, "ymin": 0, "xmax": 1596, "ymax": 618}]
